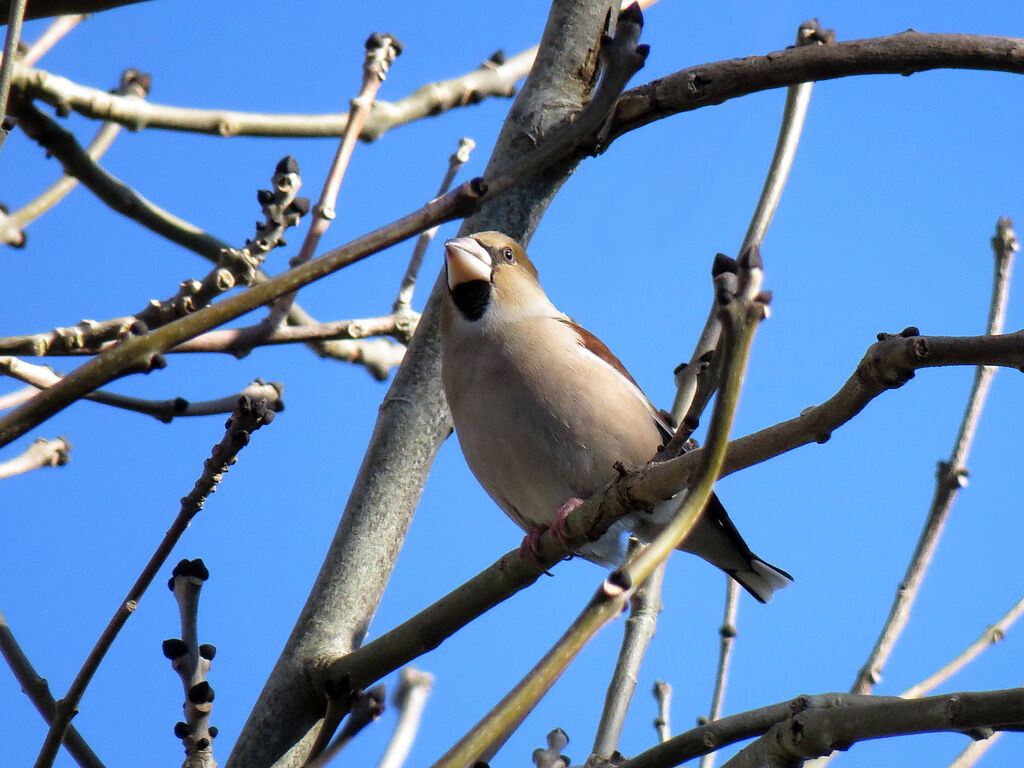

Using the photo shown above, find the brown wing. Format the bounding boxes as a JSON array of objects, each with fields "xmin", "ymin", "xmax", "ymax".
[{"xmin": 557, "ymin": 317, "xmax": 674, "ymax": 443}]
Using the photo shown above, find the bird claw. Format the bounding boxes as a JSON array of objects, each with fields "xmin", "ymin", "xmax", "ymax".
[{"xmin": 550, "ymin": 497, "xmax": 584, "ymax": 548}]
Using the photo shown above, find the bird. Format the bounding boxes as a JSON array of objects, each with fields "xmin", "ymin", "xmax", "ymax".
[{"xmin": 439, "ymin": 231, "xmax": 792, "ymax": 602}]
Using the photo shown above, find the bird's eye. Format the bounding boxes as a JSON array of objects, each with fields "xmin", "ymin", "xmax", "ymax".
[{"xmin": 501, "ymin": 247, "xmax": 515, "ymax": 262}]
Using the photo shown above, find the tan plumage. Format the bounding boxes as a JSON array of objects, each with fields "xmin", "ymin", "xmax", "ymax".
[{"xmin": 440, "ymin": 231, "xmax": 791, "ymax": 602}]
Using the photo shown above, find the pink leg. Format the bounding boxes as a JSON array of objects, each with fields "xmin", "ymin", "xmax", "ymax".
[
  {"xmin": 519, "ymin": 526, "xmax": 548, "ymax": 562},
  {"xmin": 549, "ymin": 497, "xmax": 585, "ymax": 549}
]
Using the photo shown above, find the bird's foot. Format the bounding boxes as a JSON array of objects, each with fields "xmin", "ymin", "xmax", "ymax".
[
  {"xmin": 519, "ymin": 526, "xmax": 548, "ymax": 563},
  {"xmin": 550, "ymin": 497, "xmax": 585, "ymax": 549}
]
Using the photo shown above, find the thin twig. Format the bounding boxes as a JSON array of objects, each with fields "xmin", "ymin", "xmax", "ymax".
[
  {"xmin": 18, "ymin": 13, "xmax": 86, "ymax": 67},
  {"xmin": 0, "ymin": 383, "xmax": 36, "ymax": 409},
  {"xmin": 851, "ymin": 218, "xmax": 1018, "ymax": 696},
  {"xmin": 0, "ymin": 355, "xmax": 283, "ymax": 423},
  {"xmin": 653, "ymin": 681, "xmax": 672, "ymax": 743},
  {"xmin": 393, "ymin": 137, "xmax": 475, "ymax": 311},
  {"xmin": 947, "ymin": 731, "xmax": 1003, "ymax": 768},
  {"xmin": 266, "ymin": 33, "xmax": 402, "ymax": 329},
  {"xmin": 32, "ymin": 385, "xmax": 279, "ymax": 768},
  {"xmin": 668, "ymin": 19, "xmax": 830, "ymax": 438},
  {"xmin": 901, "ymin": 596, "xmax": 1024, "ymax": 699},
  {"xmin": 0, "ymin": 435, "xmax": 70, "ymax": 478},
  {"xmin": 698, "ymin": 578, "xmax": 741, "ymax": 768},
  {"xmin": 1, "ymin": 68, "xmax": 145, "ymax": 247},
  {"xmin": 376, "ymin": 668, "xmax": 434, "ymax": 768},
  {"xmin": 0, "ymin": 608, "xmax": 105, "ymax": 768},
  {"xmin": 589, "ymin": 548, "xmax": 666, "ymax": 764},
  {"xmin": 0, "ymin": 0, "xmax": 28, "ymax": 153},
  {"xmin": 305, "ymin": 686, "xmax": 386, "ymax": 768}
]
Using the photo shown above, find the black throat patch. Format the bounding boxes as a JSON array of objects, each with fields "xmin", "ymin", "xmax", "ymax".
[{"xmin": 451, "ymin": 280, "xmax": 491, "ymax": 321}]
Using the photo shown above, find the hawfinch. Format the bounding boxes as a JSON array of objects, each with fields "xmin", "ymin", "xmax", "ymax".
[{"xmin": 440, "ymin": 231, "xmax": 791, "ymax": 602}]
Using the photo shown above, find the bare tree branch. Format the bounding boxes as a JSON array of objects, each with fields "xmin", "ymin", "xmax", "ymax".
[
  {"xmin": 652, "ymin": 681, "xmax": 672, "ymax": 744},
  {"xmin": 0, "ymin": 0, "xmax": 27, "ymax": 152},
  {"xmin": 698, "ymin": 579, "xmax": 740, "ymax": 768},
  {"xmin": 615, "ymin": 689, "xmax": 1024, "ymax": 768},
  {"xmin": 901, "ymin": 596, "xmax": 1024, "ymax": 699},
  {"xmin": 851, "ymin": 218, "xmax": 1018, "ymax": 696},
  {"xmin": 0, "ymin": 435, "xmax": 69, "ymax": 478},
  {"xmin": 1, "ymin": 356, "xmax": 283, "ymax": 422},
  {"xmin": 720, "ymin": 689, "xmax": 1024, "ymax": 768},
  {"xmin": 18, "ymin": 12, "xmax": 85, "ymax": 66},
  {"xmin": 0, "ymin": 607, "xmax": 105, "ymax": 768},
  {"xmin": 606, "ymin": 32, "xmax": 1024, "ymax": 147},
  {"xmin": 377, "ymin": 669, "xmax": 434, "ymax": 768},
  {"xmin": 9, "ymin": 47, "xmax": 529, "ymax": 139},
  {"xmin": 32, "ymin": 383, "xmax": 279, "ymax": 768},
  {"xmin": 589, "ymin": 549, "xmax": 666, "ymax": 765}
]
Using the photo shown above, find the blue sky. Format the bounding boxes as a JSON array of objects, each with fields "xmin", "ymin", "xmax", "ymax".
[{"xmin": 2, "ymin": 2, "xmax": 1023, "ymax": 767}]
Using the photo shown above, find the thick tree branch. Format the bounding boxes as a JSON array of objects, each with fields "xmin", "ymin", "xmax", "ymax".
[
  {"xmin": 606, "ymin": 32, "xmax": 1024, "ymax": 147},
  {"xmin": 0, "ymin": 434, "xmax": 69, "ymax": 478}
]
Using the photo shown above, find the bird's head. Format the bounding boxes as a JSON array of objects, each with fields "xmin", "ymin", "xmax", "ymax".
[{"xmin": 443, "ymin": 231, "xmax": 546, "ymax": 322}]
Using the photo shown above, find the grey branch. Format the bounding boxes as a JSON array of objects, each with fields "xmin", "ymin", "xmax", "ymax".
[
  {"xmin": 607, "ymin": 32, "xmax": 1024, "ymax": 146},
  {"xmin": 614, "ymin": 689, "xmax": 1024, "ymax": 768},
  {"xmin": 0, "ymin": 435, "xmax": 70, "ymax": 478},
  {"xmin": 902, "ymin": 596, "xmax": 1024, "ymax": 699},
  {"xmin": 0, "ymin": 356, "xmax": 284, "ymax": 422},
  {"xmin": 851, "ymin": 219, "xmax": 1018, "ymax": 696},
  {"xmin": 0, "ymin": 607, "xmax": 104, "ymax": 768},
  {"xmin": 699, "ymin": 578, "xmax": 741, "ymax": 768},
  {"xmin": 376, "ymin": 668, "xmax": 434, "ymax": 768},
  {"xmin": 589, "ymin": 548, "xmax": 666, "ymax": 765},
  {"xmin": 653, "ymin": 681, "xmax": 672, "ymax": 743},
  {"xmin": 10, "ymin": 46, "xmax": 530, "ymax": 139}
]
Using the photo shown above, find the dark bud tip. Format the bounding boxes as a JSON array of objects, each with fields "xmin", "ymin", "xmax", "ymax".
[
  {"xmin": 757, "ymin": 289, "xmax": 773, "ymax": 306},
  {"xmin": 699, "ymin": 349, "xmax": 715, "ymax": 364},
  {"xmin": 325, "ymin": 672, "xmax": 353, "ymax": 700},
  {"xmin": 128, "ymin": 70, "xmax": 153, "ymax": 94},
  {"xmin": 172, "ymin": 397, "xmax": 189, "ymax": 415},
  {"xmin": 196, "ymin": 738, "xmax": 211, "ymax": 750},
  {"xmin": 162, "ymin": 638, "xmax": 188, "ymax": 659},
  {"xmin": 1, "ymin": 116, "xmax": 15, "ymax": 131},
  {"xmin": 390, "ymin": 37, "xmax": 405, "ymax": 56},
  {"xmin": 683, "ymin": 414, "xmax": 700, "ymax": 432},
  {"xmin": 172, "ymin": 558, "xmax": 209, "ymax": 581},
  {"xmin": 149, "ymin": 353, "xmax": 167, "ymax": 371},
  {"xmin": 901, "ymin": 326, "xmax": 920, "ymax": 337},
  {"xmin": 188, "ymin": 681, "xmax": 214, "ymax": 704},
  {"xmin": 488, "ymin": 49, "xmax": 506, "ymax": 65},
  {"xmin": 608, "ymin": 568, "xmax": 633, "ymax": 592},
  {"xmin": 199, "ymin": 643, "xmax": 217, "ymax": 660},
  {"xmin": 256, "ymin": 189, "xmax": 274, "ymax": 205},
  {"xmin": 289, "ymin": 197, "xmax": 312, "ymax": 216},
  {"xmin": 173, "ymin": 722, "xmax": 189, "ymax": 738},
  {"xmin": 209, "ymin": 726, "xmax": 218, "ymax": 738},
  {"xmin": 673, "ymin": 361, "xmax": 687, "ymax": 375},
  {"xmin": 276, "ymin": 155, "xmax": 300, "ymax": 175},
  {"xmin": 712, "ymin": 253, "xmax": 739, "ymax": 277},
  {"xmin": 620, "ymin": 2, "xmax": 644, "ymax": 27},
  {"xmin": 469, "ymin": 176, "xmax": 488, "ymax": 196},
  {"xmin": 636, "ymin": 43, "xmax": 650, "ymax": 59}
]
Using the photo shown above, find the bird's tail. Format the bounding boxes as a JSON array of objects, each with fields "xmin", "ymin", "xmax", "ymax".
[{"xmin": 676, "ymin": 493, "xmax": 793, "ymax": 603}]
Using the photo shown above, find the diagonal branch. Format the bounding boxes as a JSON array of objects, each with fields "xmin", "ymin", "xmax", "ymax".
[{"xmin": 851, "ymin": 218, "xmax": 1018, "ymax": 696}]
